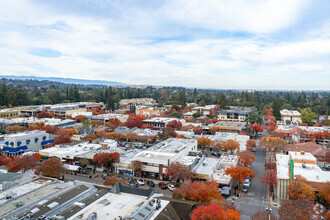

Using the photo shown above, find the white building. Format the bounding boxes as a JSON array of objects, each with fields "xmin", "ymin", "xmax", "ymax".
[
  {"xmin": 276, "ymin": 151, "xmax": 330, "ymax": 199},
  {"xmin": 142, "ymin": 117, "xmax": 185, "ymax": 130},
  {"xmin": 212, "ymin": 154, "xmax": 239, "ymax": 187},
  {"xmin": 2, "ymin": 131, "xmax": 53, "ymax": 156},
  {"xmin": 133, "ymin": 138, "xmax": 198, "ymax": 179}
]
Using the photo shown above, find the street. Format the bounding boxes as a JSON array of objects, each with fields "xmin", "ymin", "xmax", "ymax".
[{"xmin": 232, "ymin": 148, "xmax": 279, "ymax": 219}]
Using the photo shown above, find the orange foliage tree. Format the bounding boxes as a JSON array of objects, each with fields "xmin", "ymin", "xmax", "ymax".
[
  {"xmin": 91, "ymin": 120, "xmax": 102, "ymax": 127},
  {"xmin": 210, "ymin": 126, "xmax": 221, "ymax": 134},
  {"xmin": 197, "ymin": 137, "xmax": 212, "ymax": 150},
  {"xmin": 191, "ymin": 203, "xmax": 239, "ymax": 220},
  {"xmin": 318, "ymin": 182, "xmax": 330, "ymax": 204},
  {"xmin": 126, "ymin": 133, "xmax": 138, "ymax": 142},
  {"xmin": 6, "ymin": 125, "xmax": 26, "ymax": 132},
  {"xmin": 85, "ymin": 134, "xmax": 98, "ymax": 143},
  {"xmin": 164, "ymin": 162, "xmax": 195, "ymax": 182},
  {"xmin": 33, "ymin": 153, "xmax": 42, "ymax": 161},
  {"xmin": 222, "ymin": 139, "xmax": 240, "ymax": 154},
  {"xmin": 92, "ymin": 152, "xmax": 120, "ymax": 172},
  {"xmin": 225, "ymin": 166, "xmax": 255, "ymax": 188},
  {"xmin": 74, "ymin": 115, "xmax": 87, "ymax": 123},
  {"xmin": 0, "ymin": 156, "xmax": 13, "ymax": 166},
  {"xmin": 251, "ymin": 124, "xmax": 263, "ymax": 137},
  {"xmin": 172, "ymin": 180, "xmax": 222, "ymax": 203},
  {"xmin": 104, "ymin": 176, "xmax": 126, "ymax": 186},
  {"xmin": 246, "ymin": 139, "xmax": 256, "ymax": 150},
  {"xmin": 287, "ymin": 176, "xmax": 314, "ymax": 200},
  {"xmin": 107, "ymin": 118, "xmax": 122, "ymax": 131},
  {"xmin": 278, "ymin": 199, "xmax": 314, "ymax": 220},
  {"xmin": 237, "ymin": 150, "xmax": 256, "ymax": 166},
  {"xmin": 259, "ymin": 137, "xmax": 286, "ymax": 152},
  {"xmin": 35, "ymin": 157, "xmax": 66, "ymax": 179},
  {"xmin": 7, "ymin": 155, "xmax": 38, "ymax": 172}
]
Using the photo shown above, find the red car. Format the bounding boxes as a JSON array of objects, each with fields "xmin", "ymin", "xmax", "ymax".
[{"xmin": 158, "ymin": 182, "xmax": 167, "ymax": 189}]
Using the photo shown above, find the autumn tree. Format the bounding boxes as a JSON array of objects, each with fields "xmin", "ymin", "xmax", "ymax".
[
  {"xmin": 246, "ymin": 139, "xmax": 256, "ymax": 151},
  {"xmin": 6, "ymin": 125, "xmax": 26, "ymax": 132},
  {"xmin": 318, "ymin": 182, "xmax": 330, "ymax": 204},
  {"xmin": 278, "ymin": 199, "xmax": 314, "ymax": 220},
  {"xmin": 104, "ymin": 176, "xmax": 126, "ymax": 186},
  {"xmin": 7, "ymin": 155, "xmax": 38, "ymax": 172},
  {"xmin": 85, "ymin": 134, "xmax": 98, "ymax": 143},
  {"xmin": 325, "ymin": 151, "xmax": 330, "ymax": 163},
  {"xmin": 264, "ymin": 161, "xmax": 276, "ymax": 170},
  {"xmin": 287, "ymin": 176, "xmax": 314, "ymax": 200},
  {"xmin": 0, "ymin": 156, "xmax": 13, "ymax": 166},
  {"xmin": 263, "ymin": 120, "xmax": 277, "ymax": 135},
  {"xmin": 33, "ymin": 153, "xmax": 42, "ymax": 161},
  {"xmin": 131, "ymin": 160, "xmax": 143, "ymax": 177},
  {"xmin": 251, "ymin": 124, "xmax": 263, "ymax": 137},
  {"xmin": 159, "ymin": 127, "xmax": 177, "ymax": 140},
  {"xmin": 35, "ymin": 158, "xmax": 66, "ymax": 179},
  {"xmin": 211, "ymin": 141, "xmax": 223, "ymax": 153},
  {"xmin": 191, "ymin": 203, "xmax": 239, "ymax": 220},
  {"xmin": 166, "ymin": 120, "xmax": 182, "ymax": 130},
  {"xmin": 260, "ymin": 170, "xmax": 277, "ymax": 193},
  {"xmin": 172, "ymin": 180, "xmax": 222, "ymax": 203},
  {"xmin": 74, "ymin": 115, "xmax": 87, "ymax": 123},
  {"xmin": 91, "ymin": 120, "xmax": 102, "ymax": 127},
  {"xmin": 107, "ymin": 118, "xmax": 121, "ymax": 131},
  {"xmin": 126, "ymin": 133, "xmax": 138, "ymax": 142},
  {"xmin": 210, "ymin": 126, "xmax": 221, "ymax": 134},
  {"xmin": 237, "ymin": 150, "xmax": 256, "ymax": 166},
  {"xmin": 193, "ymin": 126, "xmax": 206, "ymax": 135},
  {"xmin": 197, "ymin": 137, "xmax": 212, "ymax": 150},
  {"xmin": 121, "ymin": 115, "xmax": 143, "ymax": 128},
  {"xmin": 225, "ymin": 166, "xmax": 255, "ymax": 188},
  {"xmin": 164, "ymin": 162, "xmax": 195, "ymax": 182},
  {"xmin": 264, "ymin": 108, "xmax": 276, "ymax": 122},
  {"xmin": 259, "ymin": 137, "xmax": 286, "ymax": 152},
  {"xmin": 222, "ymin": 139, "xmax": 240, "ymax": 154},
  {"xmin": 251, "ymin": 210, "xmax": 277, "ymax": 220},
  {"xmin": 92, "ymin": 152, "xmax": 120, "ymax": 172},
  {"xmin": 36, "ymin": 111, "xmax": 54, "ymax": 118}
]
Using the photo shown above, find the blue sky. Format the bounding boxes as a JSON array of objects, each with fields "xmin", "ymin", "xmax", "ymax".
[{"xmin": 0, "ymin": 0, "xmax": 329, "ymax": 89}]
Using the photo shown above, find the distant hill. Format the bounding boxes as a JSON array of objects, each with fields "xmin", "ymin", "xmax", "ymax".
[{"xmin": 0, "ymin": 75, "xmax": 126, "ymax": 86}]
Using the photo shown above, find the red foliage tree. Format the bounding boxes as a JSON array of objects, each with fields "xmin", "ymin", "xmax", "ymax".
[
  {"xmin": 237, "ymin": 150, "xmax": 256, "ymax": 166},
  {"xmin": 35, "ymin": 158, "xmax": 66, "ymax": 179},
  {"xmin": 7, "ymin": 155, "xmax": 38, "ymax": 172},
  {"xmin": 264, "ymin": 108, "xmax": 276, "ymax": 122},
  {"xmin": 246, "ymin": 139, "xmax": 257, "ymax": 149},
  {"xmin": 33, "ymin": 153, "xmax": 42, "ymax": 161},
  {"xmin": 164, "ymin": 162, "xmax": 195, "ymax": 181},
  {"xmin": 278, "ymin": 199, "xmax": 314, "ymax": 220},
  {"xmin": 252, "ymin": 124, "xmax": 263, "ymax": 136},
  {"xmin": 225, "ymin": 166, "xmax": 255, "ymax": 188},
  {"xmin": 92, "ymin": 152, "xmax": 120, "ymax": 172},
  {"xmin": 126, "ymin": 133, "xmax": 138, "ymax": 142},
  {"xmin": 85, "ymin": 134, "xmax": 98, "ymax": 143},
  {"xmin": 0, "ymin": 156, "xmax": 13, "ymax": 166},
  {"xmin": 43, "ymin": 125, "xmax": 60, "ymax": 134},
  {"xmin": 299, "ymin": 123, "xmax": 308, "ymax": 126},
  {"xmin": 191, "ymin": 203, "xmax": 239, "ymax": 220},
  {"xmin": 122, "ymin": 118, "xmax": 143, "ymax": 128},
  {"xmin": 172, "ymin": 180, "xmax": 222, "ymax": 203},
  {"xmin": 287, "ymin": 176, "xmax": 314, "ymax": 200},
  {"xmin": 107, "ymin": 118, "xmax": 122, "ymax": 131},
  {"xmin": 193, "ymin": 126, "xmax": 206, "ymax": 135},
  {"xmin": 325, "ymin": 151, "xmax": 330, "ymax": 163},
  {"xmin": 104, "ymin": 176, "xmax": 126, "ymax": 186},
  {"xmin": 36, "ymin": 111, "xmax": 54, "ymax": 118},
  {"xmin": 166, "ymin": 120, "xmax": 182, "ymax": 130},
  {"xmin": 142, "ymin": 124, "xmax": 155, "ymax": 130},
  {"xmin": 260, "ymin": 170, "xmax": 277, "ymax": 193}
]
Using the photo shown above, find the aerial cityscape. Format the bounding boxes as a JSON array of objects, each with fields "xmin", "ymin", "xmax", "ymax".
[{"xmin": 0, "ymin": 1, "xmax": 329, "ymax": 220}]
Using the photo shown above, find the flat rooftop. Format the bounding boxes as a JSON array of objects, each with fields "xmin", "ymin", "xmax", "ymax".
[
  {"xmin": 193, "ymin": 157, "xmax": 219, "ymax": 176},
  {"xmin": 68, "ymin": 192, "xmax": 148, "ymax": 220},
  {"xmin": 175, "ymin": 156, "xmax": 197, "ymax": 167},
  {"xmin": 143, "ymin": 117, "xmax": 183, "ymax": 123},
  {"xmin": 147, "ymin": 138, "xmax": 195, "ymax": 154},
  {"xmin": 5, "ymin": 130, "xmax": 46, "ymax": 138}
]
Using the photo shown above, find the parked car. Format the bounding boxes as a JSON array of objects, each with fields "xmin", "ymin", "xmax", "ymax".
[
  {"xmin": 130, "ymin": 183, "xmax": 139, "ymax": 187},
  {"xmin": 159, "ymin": 182, "xmax": 167, "ymax": 189},
  {"xmin": 128, "ymin": 177, "xmax": 134, "ymax": 183},
  {"xmin": 167, "ymin": 184, "xmax": 175, "ymax": 191},
  {"xmin": 219, "ymin": 186, "xmax": 231, "ymax": 198},
  {"xmin": 137, "ymin": 179, "xmax": 145, "ymax": 186},
  {"xmin": 242, "ymin": 185, "xmax": 248, "ymax": 193},
  {"xmin": 243, "ymin": 179, "xmax": 250, "ymax": 188},
  {"xmin": 101, "ymin": 174, "xmax": 108, "ymax": 180},
  {"xmin": 211, "ymin": 152, "xmax": 218, "ymax": 156},
  {"xmin": 251, "ymin": 148, "xmax": 256, "ymax": 152},
  {"xmin": 147, "ymin": 180, "xmax": 155, "ymax": 187}
]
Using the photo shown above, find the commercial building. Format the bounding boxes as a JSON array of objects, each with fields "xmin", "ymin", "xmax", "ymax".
[
  {"xmin": 1, "ymin": 131, "xmax": 53, "ymax": 156},
  {"xmin": 0, "ymin": 109, "xmax": 19, "ymax": 119},
  {"xmin": 218, "ymin": 106, "xmax": 254, "ymax": 122},
  {"xmin": 133, "ymin": 138, "xmax": 198, "ymax": 179},
  {"xmin": 120, "ymin": 98, "xmax": 156, "ymax": 106},
  {"xmin": 276, "ymin": 151, "xmax": 330, "ymax": 199},
  {"xmin": 136, "ymin": 106, "xmax": 168, "ymax": 117},
  {"xmin": 91, "ymin": 113, "xmax": 128, "ymax": 124},
  {"xmin": 208, "ymin": 121, "xmax": 246, "ymax": 133},
  {"xmin": 191, "ymin": 105, "xmax": 219, "ymax": 117},
  {"xmin": 142, "ymin": 117, "xmax": 185, "ymax": 130},
  {"xmin": 212, "ymin": 154, "xmax": 239, "ymax": 187},
  {"xmin": 280, "ymin": 109, "xmax": 302, "ymax": 124}
]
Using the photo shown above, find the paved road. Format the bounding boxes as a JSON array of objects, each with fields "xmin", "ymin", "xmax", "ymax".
[
  {"xmin": 64, "ymin": 173, "xmax": 173, "ymax": 197},
  {"xmin": 233, "ymin": 148, "xmax": 279, "ymax": 219}
]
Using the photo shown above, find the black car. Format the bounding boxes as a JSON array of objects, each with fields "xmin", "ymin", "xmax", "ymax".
[
  {"xmin": 130, "ymin": 183, "xmax": 139, "ymax": 187},
  {"xmin": 211, "ymin": 152, "xmax": 218, "ymax": 156},
  {"xmin": 147, "ymin": 180, "xmax": 155, "ymax": 187}
]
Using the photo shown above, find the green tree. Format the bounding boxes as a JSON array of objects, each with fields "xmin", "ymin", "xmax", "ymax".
[
  {"xmin": 245, "ymin": 111, "xmax": 262, "ymax": 125},
  {"xmin": 299, "ymin": 108, "xmax": 317, "ymax": 126},
  {"xmin": 272, "ymin": 97, "xmax": 282, "ymax": 120},
  {"xmin": 217, "ymin": 92, "xmax": 227, "ymax": 109}
]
